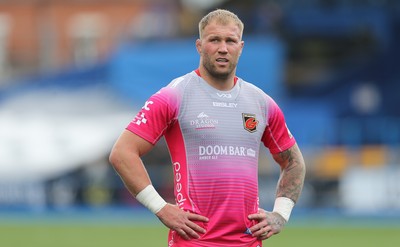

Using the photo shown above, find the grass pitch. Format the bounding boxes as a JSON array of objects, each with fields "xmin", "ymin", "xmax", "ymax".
[
  {"xmin": 2, "ymin": 224, "xmax": 399, "ymax": 247},
  {"xmin": 2, "ymin": 212, "xmax": 399, "ymax": 247},
  {"xmin": 2, "ymin": 224, "xmax": 168, "ymax": 247}
]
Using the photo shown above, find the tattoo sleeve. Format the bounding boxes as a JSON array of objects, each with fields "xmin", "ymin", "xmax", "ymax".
[{"xmin": 272, "ymin": 143, "xmax": 306, "ymax": 203}]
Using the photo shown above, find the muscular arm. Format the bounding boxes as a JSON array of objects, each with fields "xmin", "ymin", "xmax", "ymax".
[
  {"xmin": 248, "ymin": 143, "xmax": 305, "ymax": 239},
  {"xmin": 109, "ymin": 129, "xmax": 208, "ymax": 239},
  {"xmin": 109, "ymin": 129, "xmax": 154, "ymax": 196},
  {"xmin": 272, "ymin": 143, "xmax": 306, "ymax": 203}
]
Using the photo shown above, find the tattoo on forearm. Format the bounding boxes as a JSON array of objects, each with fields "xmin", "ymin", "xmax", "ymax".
[{"xmin": 275, "ymin": 145, "xmax": 306, "ymax": 203}]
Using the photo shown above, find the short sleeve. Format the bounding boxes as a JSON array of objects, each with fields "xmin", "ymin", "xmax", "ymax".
[
  {"xmin": 126, "ymin": 87, "xmax": 179, "ymax": 144},
  {"xmin": 262, "ymin": 97, "xmax": 296, "ymax": 154}
]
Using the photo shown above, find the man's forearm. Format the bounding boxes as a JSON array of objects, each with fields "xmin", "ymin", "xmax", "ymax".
[
  {"xmin": 274, "ymin": 143, "xmax": 306, "ymax": 203},
  {"xmin": 109, "ymin": 149, "xmax": 151, "ymax": 196}
]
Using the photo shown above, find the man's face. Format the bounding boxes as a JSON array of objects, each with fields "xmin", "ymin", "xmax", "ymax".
[{"xmin": 196, "ymin": 20, "xmax": 244, "ymax": 80}]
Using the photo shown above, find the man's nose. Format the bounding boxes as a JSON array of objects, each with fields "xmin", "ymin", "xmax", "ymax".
[{"xmin": 218, "ymin": 42, "xmax": 228, "ymax": 53}]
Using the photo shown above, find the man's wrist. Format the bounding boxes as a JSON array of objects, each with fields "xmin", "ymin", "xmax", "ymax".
[
  {"xmin": 273, "ymin": 197, "xmax": 295, "ymax": 222},
  {"xmin": 135, "ymin": 185, "xmax": 167, "ymax": 214}
]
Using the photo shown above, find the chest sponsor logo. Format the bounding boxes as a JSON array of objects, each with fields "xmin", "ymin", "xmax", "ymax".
[
  {"xmin": 212, "ymin": 102, "xmax": 238, "ymax": 108},
  {"xmin": 198, "ymin": 145, "xmax": 256, "ymax": 160},
  {"xmin": 190, "ymin": 112, "xmax": 218, "ymax": 129},
  {"xmin": 242, "ymin": 113, "xmax": 259, "ymax": 133}
]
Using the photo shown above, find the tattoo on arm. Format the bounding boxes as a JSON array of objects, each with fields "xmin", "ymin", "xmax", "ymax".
[{"xmin": 273, "ymin": 144, "xmax": 306, "ymax": 203}]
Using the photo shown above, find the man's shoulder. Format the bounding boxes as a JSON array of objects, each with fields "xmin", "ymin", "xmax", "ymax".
[
  {"xmin": 154, "ymin": 71, "xmax": 197, "ymax": 102},
  {"xmin": 239, "ymin": 78, "xmax": 269, "ymax": 97},
  {"xmin": 166, "ymin": 71, "xmax": 197, "ymax": 90}
]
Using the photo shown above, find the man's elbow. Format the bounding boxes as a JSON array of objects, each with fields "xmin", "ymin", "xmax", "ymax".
[{"xmin": 108, "ymin": 145, "xmax": 121, "ymax": 169}]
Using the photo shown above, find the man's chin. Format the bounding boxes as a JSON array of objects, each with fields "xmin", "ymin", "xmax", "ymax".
[
  {"xmin": 204, "ymin": 64, "xmax": 233, "ymax": 79},
  {"xmin": 210, "ymin": 70, "xmax": 231, "ymax": 79}
]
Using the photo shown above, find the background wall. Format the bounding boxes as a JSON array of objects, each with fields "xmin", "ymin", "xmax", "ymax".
[{"xmin": 0, "ymin": 0, "xmax": 399, "ymax": 218}]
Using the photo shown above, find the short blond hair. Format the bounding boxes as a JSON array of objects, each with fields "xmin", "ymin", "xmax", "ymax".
[{"xmin": 198, "ymin": 9, "xmax": 244, "ymax": 39}]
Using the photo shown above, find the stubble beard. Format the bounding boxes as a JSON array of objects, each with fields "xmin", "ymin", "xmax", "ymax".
[{"xmin": 202, "ymin": 56, "xmax": 236, "ymax": 80}]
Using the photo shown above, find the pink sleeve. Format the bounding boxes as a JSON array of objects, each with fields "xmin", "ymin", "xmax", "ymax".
[
  {"xmin": 126, "ymin": 87, "xmax": 179, "ymax": 144},
  {"xmin": 262, "ymin": 98, "xmax": 296, "ymax": 154}
]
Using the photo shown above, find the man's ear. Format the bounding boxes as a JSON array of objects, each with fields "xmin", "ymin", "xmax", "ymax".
[
  {"xmin": 239, "ymin": 40, "xmax": 244, "ymax": 56},
  {"xmin": 195, "ymin": 39, "xmax": 202, "ymax": 54}
]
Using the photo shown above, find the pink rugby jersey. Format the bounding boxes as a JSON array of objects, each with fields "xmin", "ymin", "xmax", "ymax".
[{"xmin": 126, "ymin": 70, "xmax": 295, "ymax": 247}]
